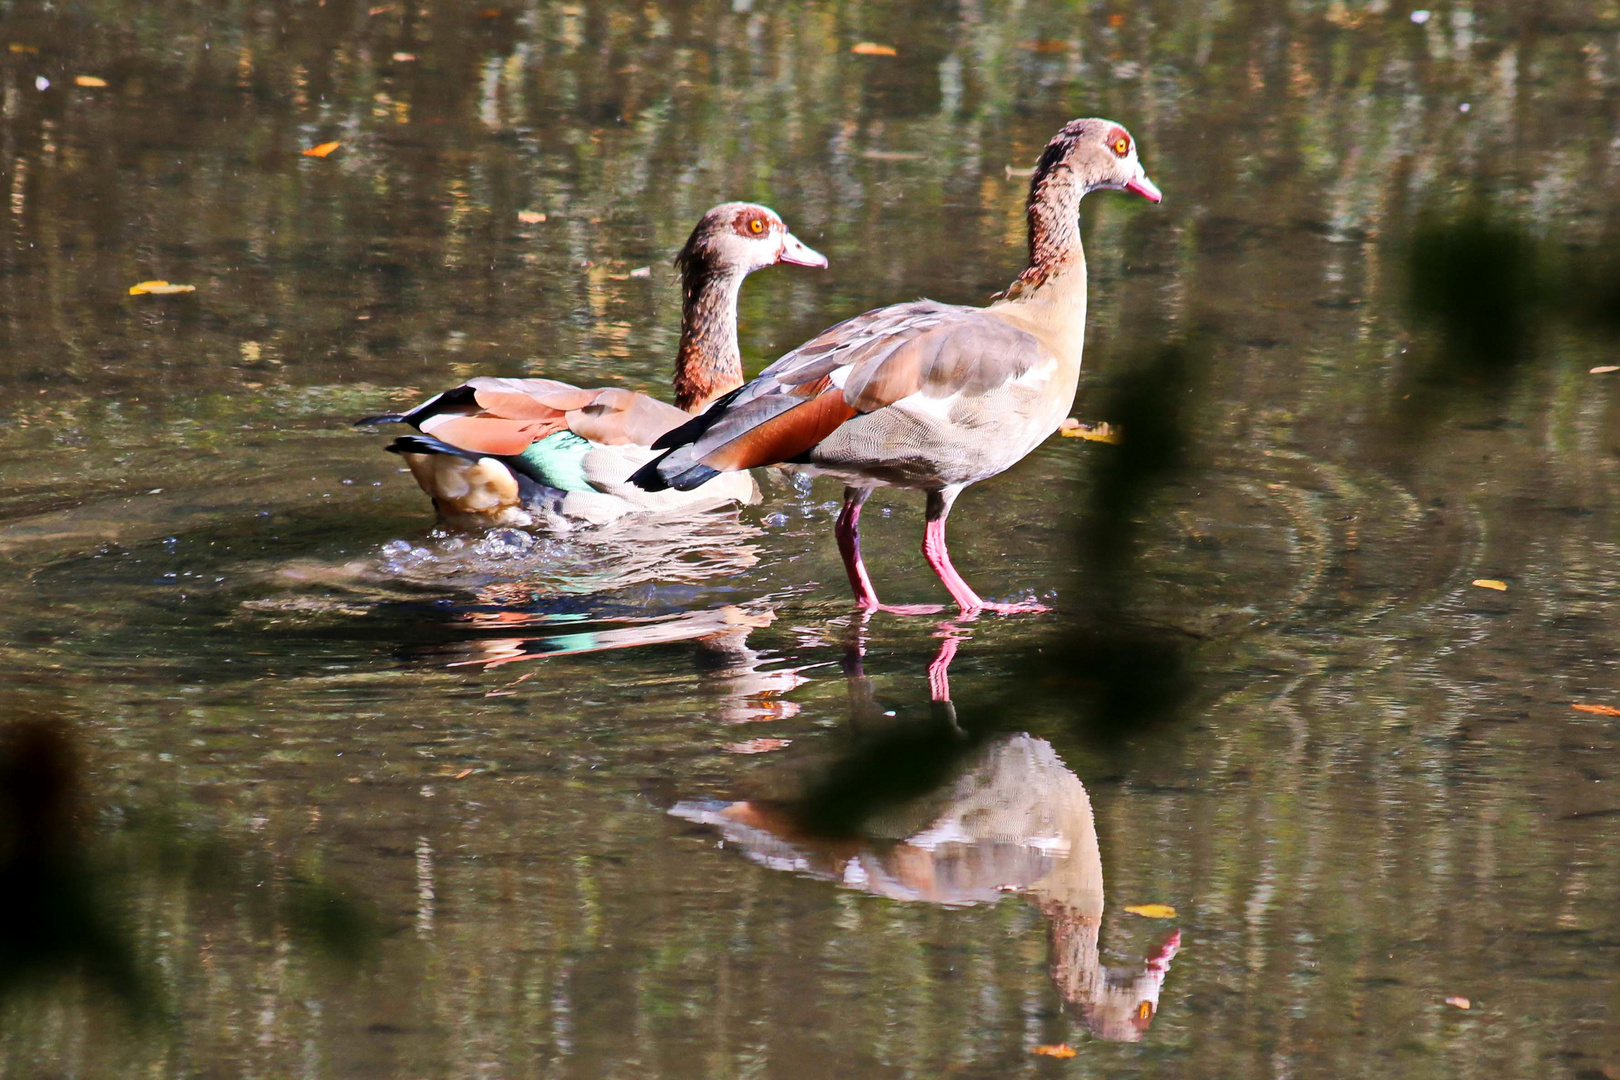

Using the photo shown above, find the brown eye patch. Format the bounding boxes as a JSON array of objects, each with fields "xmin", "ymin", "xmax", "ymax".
[
  {"xmin": 1108, "ymin": 127, "xmax": 1131, "ymax": 157},
  {"xmin": 733, "ymin": 210, "xmax": 773, "ymax": 238}
]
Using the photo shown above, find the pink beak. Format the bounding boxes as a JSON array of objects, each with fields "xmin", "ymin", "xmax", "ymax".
[
  {"xmin": 778, "ymin": 230, "xmax": 829, "ymax": 268},
  {"xmin": 1125, "ymin": 169, "xmax": 1163, "ymax": 203}
]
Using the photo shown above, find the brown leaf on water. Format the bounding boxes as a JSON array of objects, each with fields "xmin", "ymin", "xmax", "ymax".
[
  {"xmin": 1471, "ymin": 578, "xmax": 1507, "ymax": 591},
  {"xmin": 851, "ymin": 42, "xmax": 898, "ymax": 56},
  {"xmin": 303, "ymin": 141, "xmax": 341, "ymax": 158},
  {"xmin": 1591, "ymin": 365, "xmax": 1619, "ymax": 374},
  {"xmin": 517, "ymin": 210, "xmax": 547, "ymax": 224},
  {"xmin": 1445, "ymin": 995, "xmax": 1471, "ymax": 1010},
  {"xmin": 1032, "ymin": 1044, "xmax": 1077, "ymax": 1059},
  {"xmin": 8, "ymin": 43, "xmax": 39, "ymax": 54},
  {"xmin": 1573, "ymin": 703, "xmax": 1620, "ymax": 717},
  {"xmin": 1108, "ymin": 13, "xmax": 1126, "ymax": 27},
  {"xmin": 724, "ymin": 738, "xmax": 791, "ymax": 755},
  {"xmin": 454, "ymin": 768, "xmax": 474, "ymax": 780},
  {"xmin": 1124, "ymin": 903, "xmax": 1178, "ymax": 919},
  {"xmin": 74, "ymin": 75, "xmax": 108, "ymax": 87},
  {"xmin": 128, "ymin": 280, "xmax": 196, "ymax": 296},
  {"xmin": 1060, "ymin": 418, "xmax": 1122, "ymax": 444},
  {"xmin": 1022, "ymin": 39, "xmax": 1071, "ymax": 53}
]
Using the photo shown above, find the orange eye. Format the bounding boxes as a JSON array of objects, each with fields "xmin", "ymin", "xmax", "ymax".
[
  {"xmin": 1113, "ymin": 136, "xmax": 1130, "ymax": 157},
  {"xmin": 749, "ymin": 218, "xmax": 764, "ymax": 234}
]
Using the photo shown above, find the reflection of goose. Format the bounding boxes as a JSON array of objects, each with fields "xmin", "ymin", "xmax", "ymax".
[
  {"xmin": 671, "ymin": 628, "xmax": 1178, "ymax": 1042},
  {"xmin": 672, "ymin": 734, "xmax": 1177, "ymax": 1040},
  {"xmin": 449, "ymin": 604, "xmax": 806, "ymax": 724},
  {"xmin": 358, "ymin": 203, "xmax": 825, "ymax": 529}
]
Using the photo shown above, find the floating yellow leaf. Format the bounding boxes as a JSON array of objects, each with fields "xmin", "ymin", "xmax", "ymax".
[
  {"xmin": 1591, "ymin": 365, "xmax": 1619, "ymax": 375},
  {"xmin": 1573, "ymin": 703, "xmax": 1620, "ymax": 717},
  {"xmin": 1471, "ymin": 578, "xmax": 1507, "ymax": 591},
  {"xmin": 74, "ymin": 75, "xmax": 108, "ymax": 87},
  {"xmin": 453, "ymin": 767, "xmax": 474, "ymax": 780},
  {"xmin": 128, "ymin": 280, "xmax": 196, "ymax": 296},
  {"xmin": 303, "ymin": 141, "xmax": 341, "ymax": 158},
  {"xmin": 1032, "ymin": 1044, "xmax": 1077, "ymax": 1059},
  {"xmin": 851, "ymin": 42, "xmax": 898, "ymax": 56},
  {"xmin": 1060, "ymin": 418, "xmax": 1122, "ymax": 443},
  {"xmin": 1124, "ymin": 903, "xmax": 1177, "ymax": 919},
  {"xmin": 517, "ymin": 210, "xmax": 547, "ymax": 224},
  {"xmin": 8, "ymin": 43, "xmax": 39, "ymax": 54},
  {"xmin": 1444, "ymin": 996, "xmax": 1471, "ymax": 1010},
  {"xmin": 724, "ymin": 738, "xmax": 791, "ymax": 755}
]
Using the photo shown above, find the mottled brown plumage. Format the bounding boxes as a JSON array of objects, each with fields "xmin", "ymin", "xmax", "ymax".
[
  {"xmin": 361, "ymin": 202, "xmax": 826, "ymax": 528},
  {"xmin": 633, "ymin": 119, "xmax": 1161, "ymax": 612}
]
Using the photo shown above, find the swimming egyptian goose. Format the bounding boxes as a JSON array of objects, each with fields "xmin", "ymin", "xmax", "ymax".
[
  {"xmin": 631, "ymin": 119, "xmax": 1161, "ymax": 613},
  {"xmin": 359, "ymin": 203, "xmax": 826, "ymax": 528}
]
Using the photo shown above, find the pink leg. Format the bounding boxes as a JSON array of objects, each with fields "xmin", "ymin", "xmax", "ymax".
[
  {"xmin": 922, "ymin": 488, "xmax": 1049, "ymax": 616},
  {"xmin": 835, "ymin": 487, "xmax": 880, "ymax": 610},
  {"xmin": 836, "ymin": 487, "xmax": 945, "ymax": 616}
]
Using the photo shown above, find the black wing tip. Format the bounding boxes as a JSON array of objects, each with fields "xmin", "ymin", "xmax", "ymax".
[
  {"xmin": 385, "ymin": 433, "xmax": 475, "ymax": 460},
  {"xmin": 668, "ymin": 463, "xmax": 721, "ymax": 491},
  {"xmin": 628, "ymin": 457, "xmax": 673, "ymax": 492},
  {"xmin": 355, "ymin": 413, "xmax": 408, "ymax": 427}
]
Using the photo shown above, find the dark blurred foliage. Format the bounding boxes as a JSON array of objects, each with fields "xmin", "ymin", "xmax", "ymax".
[
  {"xmin": 0, "ymin": 719, "xmax": 379, "ymax": 1020},
  {"xmin": 0, "ymin": 719, "xmax": 151, "ymax": 1018},
  {"xmin": 1407, "ymin": 211, "xmax": 1543, "ymax": 373},
  {"xmin": 1021, "ymin": 341, "xmax": 1207, "ymax": 744},
  {"xmin": 1400, "ymin": 206, "xmax": 1620, "ymax": 425}
]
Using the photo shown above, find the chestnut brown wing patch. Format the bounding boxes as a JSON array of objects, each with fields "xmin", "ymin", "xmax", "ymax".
[
  {"xmin": 420, "ymin": 414, "xmax": 562, "ymax": 456},
  {"xmin": 702, "ymin": 389, "xmax": 858, "ymax": 472}
]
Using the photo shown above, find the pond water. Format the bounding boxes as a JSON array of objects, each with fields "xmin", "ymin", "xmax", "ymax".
[{"xmin": 2, "ymin": 1, "xmax": 1618, "ymax": 1077}]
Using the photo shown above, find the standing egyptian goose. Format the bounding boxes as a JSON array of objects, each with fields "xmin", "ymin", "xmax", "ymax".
[
  {"xmin": 631, "ymin": 119, "xmax": 1161, "ymax": 613},
  {"xmin": 359, "ymin": 203, "xmax": 826, "ymax": 528}
]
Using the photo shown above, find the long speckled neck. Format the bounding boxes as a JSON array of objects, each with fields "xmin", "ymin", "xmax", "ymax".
[
  {"xmin": 672, "ymin": 257, "xmax": 746, "ymax": 413},
  {"xmin": 995, "ymin": 152, "xmax": 1090, "ymax": 352}
]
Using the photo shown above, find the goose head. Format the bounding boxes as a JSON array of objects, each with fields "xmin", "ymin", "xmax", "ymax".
[
  {"xmin": 675, "ymin": 202, "xmax": 828, "ymax": 279},
  {"xmin": 1034, "ymin": 117, "xmax": 1162, "ymax": 206}
]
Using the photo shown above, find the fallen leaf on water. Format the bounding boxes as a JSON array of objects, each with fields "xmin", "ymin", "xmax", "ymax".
[
  {"xmin": 1573, "ymin": 703, "xmax": 1620, "ymax": 717},
  {"xmin": 629, "ymin": 266, "xmax": 651, "ymax": 278},
  {"xmin": 454, "ymin": 768, "xmax": 474, "ymax": 780},
  {"xmin": 517, "ymin": 210, "xmax": 547, "ymax": 224},
  {"xmin": 724, "ymin": 738, "xmax": 791, "ymax": 755},
  {"xmin": 1471, "ymin": 578, "xmax": 1507, "ymax": 591},
  {"xmin": 74, "ymin": 75, "xmax": 108, "ymax": 87},
  {"xmin": 303, "ymin": 141, "xmax": 341, "ymax": 158},
  {"xmin": 1022, "ymin": 39, "xmax": 1071, "ymax": 53},
  {"xmin": 392, "ymin": 52, "xmax": 417, "ymax": 62},
  {"xmin": 1124, "ymin": 903, "xmax": 1177, "ymax": 919},
  {"xmin": 8, "ymin": 43, "xmax": 39, "ymax": 54},
  {"xmin": 1591, "ymin": 365, "xmax": 1619, "ymax": 374},
  {"xmin": 128, "ymin": 280, "xmax": 196, "ymax": 296},
  {"xmin": 1445, "ymin": 996, "xmax": 1471, "ymax": 1010},
  {"xmin": 1108, "ymin": 13, "xmax": 1126, "ymax": 27},
  {"xmin": 1060, "ymin": 418, "xmax": 1122, "ymax": 444},
  {"xmin": 1032, "ymin": 1044, "xmax": 1077, "ymax": 1059},
  {"xmin": 851, "ymin": 42, "xmax": 898, "ymax": 56}
]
